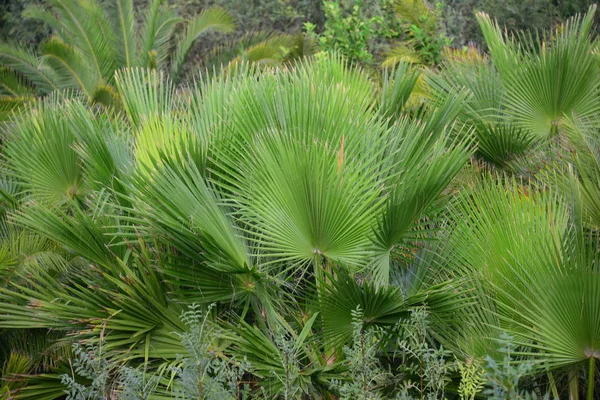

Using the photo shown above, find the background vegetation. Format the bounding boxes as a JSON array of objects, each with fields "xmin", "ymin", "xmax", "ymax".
[{"xmin": 0, "ymin": 0, "xmax": 600, "ymax": 399}]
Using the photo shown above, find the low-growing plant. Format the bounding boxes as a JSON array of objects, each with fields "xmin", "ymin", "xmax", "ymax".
[
  {"xmin": 457, "ymin": 357, "xmax": 486, "ymax": 400},
  {"xmin": 330, "ymin": 305, "xmax": 389, "ymax": 399},
  {"xmin": 483, "ymin": 333, "xmax": 550, "ymax": 400},
  {"xmin": 172, "ymin": 304, "xmax": 251, "ymax": 400},
  {"xmin": 305, "ymin": 0, "xmax": 377, "ymax": 63},
  {"xmin": 392, "ymin": 307, "xmax": 456, "ymax": 399},
  {"xmin": 61, "ymin": 339, "xmax": 116, "ymax": 400},
  {"xmin": 61, "ymin": 305, "xmax": 252, "ymax": 400}
]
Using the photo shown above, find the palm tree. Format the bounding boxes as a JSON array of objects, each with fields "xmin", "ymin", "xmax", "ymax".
[
  {"xmin": 0, "ymin": 54, "xmax": 469, "ymax": 398},
  {"xmin": 476, "ymin": 6, "xmax": 600, "ymax": 141},
  {"xmin": 0, "ymin": 0, "xmax": 235, "ymax": 107},
  {"xmin": 427, "ymin": 5, "xmax": 600, "ymax": 174},
  {"xmin": 439, "ymin": 176, "xmax": 600, "ymax": 399}
]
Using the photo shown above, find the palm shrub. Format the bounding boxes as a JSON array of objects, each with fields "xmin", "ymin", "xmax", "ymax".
[
  {"xmin": 0, "ymin": 0, "xmax": 235, "ymax": 109},
  {"xmin": 427, "ymin": 57, "xmax": 538, "ymax": 169},
  {"xmin": 476, "ymin": 5, "xmax": 600, "ymax": 140},
  {"xmin": 438, "ymin": 176, "xmax": 600, "ymax": 399},
  {"xmin": 428, "ymin": 5, "xmax": 600, "ymax": 174},
  {"xmin": 0, "ymin": 54, "xmax": 471, "ymax": 398},
  {"xmin": 1, "ymin": 7, "xmax": 600, "ymax": 398}
]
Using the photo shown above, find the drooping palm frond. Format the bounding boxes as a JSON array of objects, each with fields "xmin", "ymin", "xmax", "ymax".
[
  {"xmin": 39, "ymin": 37, "xmax": 100, "ymax": 99},
  {"xmin": 0, "ymin": 96, "xmax": 34, "ymax": 124},
  {"xmin": 0, "ymin": 222, "xmax": 66, "ymax": 283},
  {"xmin": 35, "ymin": 0, "xmax": 117, "ymax": 82},
  {"xmin": 0, "ymin": 68, "xmax": 35, "ymax": 97},
  {"xmin": 0, "ymin": 44, "xmax": 58, "ymax": 94},
  {"xmin": 9, "ymin": 373, "xmax": 68, "ymax": 400},
  {"xmin": 170, "ymin": 7, "xmax": 236, "ymax": 79}
]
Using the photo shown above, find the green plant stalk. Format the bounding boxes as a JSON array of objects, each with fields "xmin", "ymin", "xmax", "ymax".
[
  {"xmin": 569, "ymin": 367, "xmax": 579, "ymax": 400},
  {"xmin": 587, "ymin": 358, "xmax": 595, "ymax": 400},
  {"xmin": 314, "ymin": 252, "xmax": 323, "ymax": 296},
  {"xmin": 548, "ymin": 371, "xmax": 559, "ymax": 399}
]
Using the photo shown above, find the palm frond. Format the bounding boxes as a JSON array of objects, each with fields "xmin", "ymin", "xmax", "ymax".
[
  {"xmin": 114, "ymin": 67, "xmax": 174, "ymax": 127},
  {"xmin": 40, "ymin": 37, "xmax": 100, "ymax": 98},
  {"xmin": 378, "ymin": 62, "xmax": 420, "ymax": 119},
  {"xmin": 107, "ymin": 0, "xmax": 137, "ymax": 68},
  {"xmin": 31, "ymin": 0, "xmax": 117, "ymax": 82},
  {"xmin": 169, "ymin": 7, "xmax": 236, "ymax": 78},
  {"xmin": 4, "ymin": 98, "xmax": 86, "ymax": 206},
  {"xmin": 0, "ymin": 43, "xmax": 58, "ymax": 94},
  {"xmin": 477, "ymin": 6, "xmax": 600, "ymax": 139},
  {"xmin": 138, "ymin": 0, "xmax": 180, "ymax": 68}
]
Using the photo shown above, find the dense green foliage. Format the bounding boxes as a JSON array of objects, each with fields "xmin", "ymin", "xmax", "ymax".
[
  {"xmin": 2, "ymin": 0, "xmax": 593, "ymax": 50},
  {"xmin": 1, "ymin": 0, "xmax": 600, "ymax": 399}
]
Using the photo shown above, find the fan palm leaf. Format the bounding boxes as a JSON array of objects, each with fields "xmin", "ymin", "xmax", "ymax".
[
  {"xmin": 476, "ymin": 6, "xmax": 600, "ymax": 139},
  {"xmin": 439, "ymin": 175, "xmax": 600, "ymax": 398},
  {"xmin": 3, "ymin": 97, "xmax": 87, "ymax": 206},
  {"xmin": 428, "ymin": 58, "xmax": 539, "ymax": 169}
]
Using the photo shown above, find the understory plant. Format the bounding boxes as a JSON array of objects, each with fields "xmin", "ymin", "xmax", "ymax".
[{"xmin": 330, "ymin": 306, "xmax": 389, "ymax": 399}]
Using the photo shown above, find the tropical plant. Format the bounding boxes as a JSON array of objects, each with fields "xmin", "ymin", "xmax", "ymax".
[
  {"xmin": 1, "ymin": 4, "xmax": 600, "ymax": 399},
  {"xmin": 476, "ymin": 5, "xmax": 600, "ymax": 140},
  {"xmin": 439, "ymin": 176, "xmax": 599, "ymax": 399},
  {"xmin": 0, "ymin": 53, "xmax": 470, "ymax": 398},
  {"xmin": 0, "ymin": 0, "xmax": 235, "ymax": 108},
  {"xmin": 427, "ymin": 6, "xmax": 600, "ymax": 175}
]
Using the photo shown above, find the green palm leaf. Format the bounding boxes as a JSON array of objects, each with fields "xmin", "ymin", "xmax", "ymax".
[
  {"xmin": 114, "ymin": 67, "xmax": 174, "ymax": 127},
  {"xmin": 138, "ymin": 0, "xmax": 180, "ymax": 68},
  {"xmin": 40, "ymin": 37, "xmax": 100, "ymax": 99},
  {"xmin": 0, "ymin": 44, "xmax": 58, "ymax": 94},
  {"xmin": 108, "ymin": 0, "xmax": 137, "ymax": 68},
  {"xmin": 4, "ymin": 98, "xmax": 86, "ymax": 206},
  {"xmin": 170, "ymin": 7, "xmax": 235, "ymax": 78},
  {"xmin": 477, "ymin": 6, "xmax": 600, "ymax": 139}
]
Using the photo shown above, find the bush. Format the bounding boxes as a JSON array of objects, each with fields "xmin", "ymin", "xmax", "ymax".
[{"xmin": 441, "ymin": 0, "xmax": 596, "ymax": 46}]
